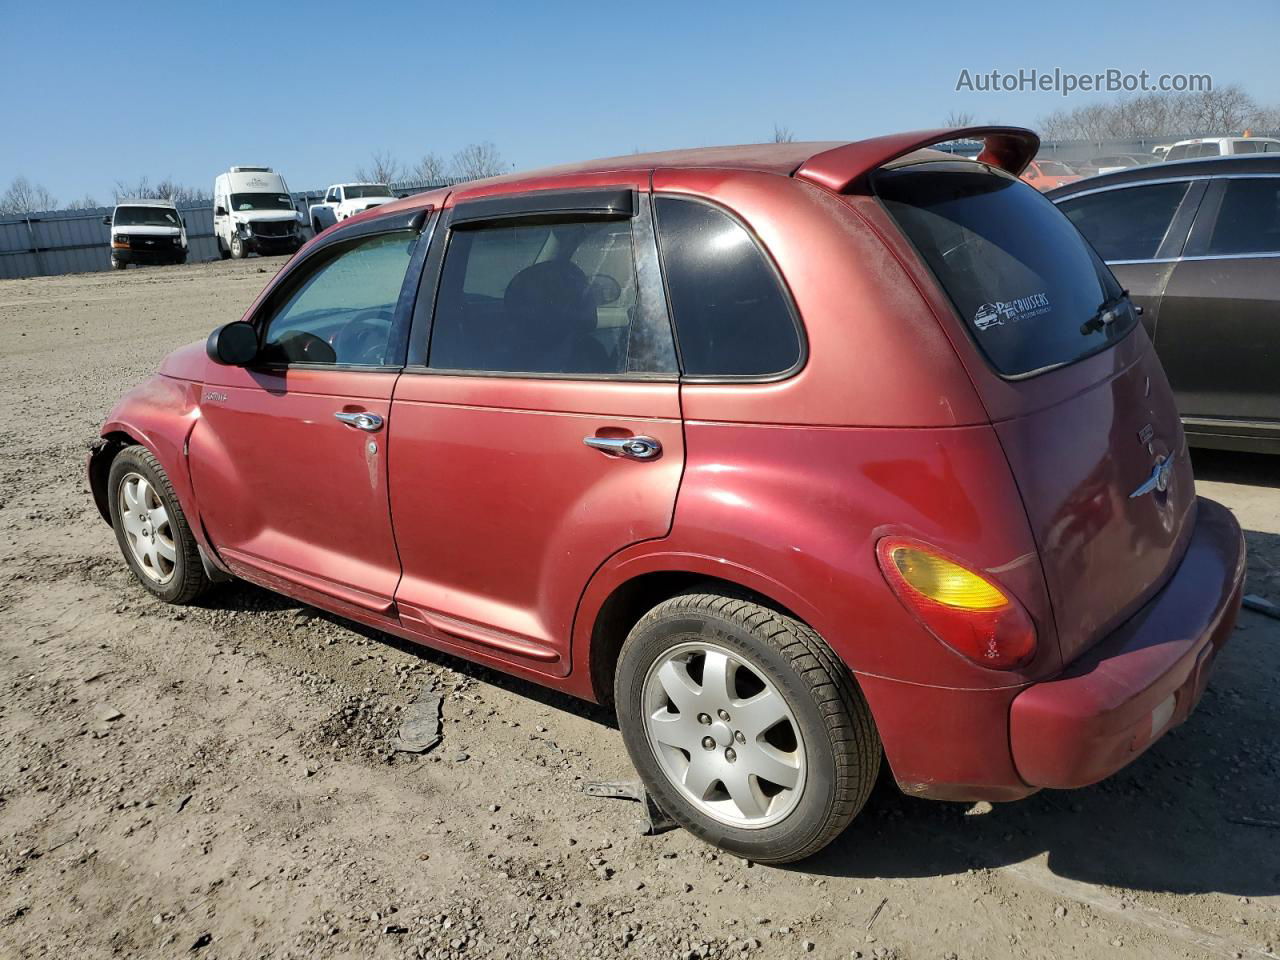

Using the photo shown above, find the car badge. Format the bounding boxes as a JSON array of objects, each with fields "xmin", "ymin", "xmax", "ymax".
[{"xmin": 1129, "ymin": 455, "xmax": 1173, "ymax": 499}]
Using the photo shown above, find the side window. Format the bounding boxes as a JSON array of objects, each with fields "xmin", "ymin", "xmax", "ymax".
[
  {"xmin": 1233, "ymin": 140, "xmax": 1263, "ymax": 155},
  {"xmin": 261, "ymin": 231, "xmax": 416, "ymax": 366},
  {"xmin": 1165, "ymin": 144, "xmax": 1190, "ymax": 162},
  {"xmin": 1058, "ymin": 182, "xmax": 1191, "ymax": 261},
  {"xmin": 654, "ymin": 197, "xmax": 801, "ymax": 377},
  {"xmin": 428, "ymin": 215, "xmax": 676, "ymax": 376},
  {"xmin": 1204, "ymin": 179, "xmax": 1280, "ymax": 256}
]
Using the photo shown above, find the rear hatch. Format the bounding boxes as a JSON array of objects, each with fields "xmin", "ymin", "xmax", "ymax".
[{"xmin": 875, "ymin": 161, "xmax": 1196, "ymax": 664}]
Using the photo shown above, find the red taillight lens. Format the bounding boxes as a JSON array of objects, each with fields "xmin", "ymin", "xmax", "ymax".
[{"xmin": 876, "ymin": 537, "xmax": 1036, "ymax": 669}]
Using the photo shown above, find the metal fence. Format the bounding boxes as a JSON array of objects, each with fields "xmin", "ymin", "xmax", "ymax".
[{"xmin": 0, "ymin": 179, "xmax": 459, "ymax": 281}]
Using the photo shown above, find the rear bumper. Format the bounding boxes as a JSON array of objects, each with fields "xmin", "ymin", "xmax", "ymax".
[
  {"xmin": 1009, "ymin": 496, "xmax": 1245, "ymax": 789},
  {"xmin": 864, "ymin": 496, "xmax": 1244, "ymax": 801}
]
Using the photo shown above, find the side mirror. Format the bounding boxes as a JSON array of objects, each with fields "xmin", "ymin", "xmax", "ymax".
[
  {"xmin": 206, "ymin": 321, "xmax": 259, "ymax": 366},
  {"xmin": 215, "ymin": 205, "xmax": 227, "ymax": 217},
  {"xmin": 102, "ymin": 215, "xmax": 112, "ymax": 225}
]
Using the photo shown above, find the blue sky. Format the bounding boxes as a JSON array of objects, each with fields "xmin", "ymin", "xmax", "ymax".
[{"xmin": 3, "ymin": 0, "xmax": 1277, "ymax": 203}]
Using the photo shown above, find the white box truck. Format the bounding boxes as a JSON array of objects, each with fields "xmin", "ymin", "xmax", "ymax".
[{"xmin": 212, "ymin": 166, "xmax": 305, "ymax": 259}]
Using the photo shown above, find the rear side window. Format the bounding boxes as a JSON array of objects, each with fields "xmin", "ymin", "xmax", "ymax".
[
  {"xmin": 428, "ymin": 216, "xmax": 676, "ymax": 376},
  {"xmin": 1057, "ymin": 182, "xmax": 1190, "ymax": 261},
  {"xmin": 1204, "ymin": 178, "xmax": 1280, "ymax": 255},
  {"xmin": 877, "ymin": 164, "xmax": 1133, "ymax": 378},
  {"xmin": 654, "ymin": 197, "xmax": 801, "ymax": 377}
]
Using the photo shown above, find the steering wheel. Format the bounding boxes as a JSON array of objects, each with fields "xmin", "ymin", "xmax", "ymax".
[{"xmin": 331, "ymin": 308, "xmax": 392, "ymax": 365}]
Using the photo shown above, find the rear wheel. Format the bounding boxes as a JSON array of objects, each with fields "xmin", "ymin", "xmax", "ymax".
[
  {"xmin": 107, "ymin": 445, "xmax": 210, "ymax": 605},
  {"xmin": 615, "ymin": 591, "xmax": 879, "ymax": 863}
]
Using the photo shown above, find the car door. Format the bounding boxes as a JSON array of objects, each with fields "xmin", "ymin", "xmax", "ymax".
[
  {"xmin": 388, "ymin": 186, "xmax": 683, "ymax": 675},
  {"xmin": 1055, "ymin": 177, "xmax": 1206, "ymax": 342},
  {"xmin": 1156, "ymin": 175, "xmax": 1280, "ymax": 431},
  {"xmin": 189, "ymin": 214, "xmax": 431, "ymax": 620}
]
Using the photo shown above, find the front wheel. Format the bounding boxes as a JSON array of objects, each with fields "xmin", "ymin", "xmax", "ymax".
[
  {"xmin": 110, "ymin": 258, "xmax": 126, "ymax": 270},
  {"xmin": 615, "ymin": 592, "xmax": 880, "ymax": 863},
  {"xmin": 229, "ymin": 234, "xmax": 246, "ymax": 259},
  {"xmin": 107, "ymin": 445, "xmax": 211, "ymax": 605}
]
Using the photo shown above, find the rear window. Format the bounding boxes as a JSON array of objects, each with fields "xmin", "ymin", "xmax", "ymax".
[{"xmin": 876, "ymin": 163, "xmax": 1134, "ymax": 378}]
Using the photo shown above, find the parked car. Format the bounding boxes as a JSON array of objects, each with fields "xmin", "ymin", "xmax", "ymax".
[
  {"xmin": 91, "ymin": 127, "xmax": 1245, "ymax": 863},
  {"xmin": 1073, "ymin": 153, "xmax": 1161, "ymax": 177},
  {"xmin": 102, "ymin": 199, "xmax": 188, "ymax": 270},
  {"xmin": 1019, "ymin": 158, "xmax": 1081, "ymax": 191},
  {"xmin": 1162, "ymin": 136, "xmax": 1280, "ymax": 161},
  {"xmin": 1050, "ymin": 154, "xmax": 1280, "ymax": 453},
  {"xmin": 212, "ymin": 166, "xmax": 304, "ymax": 260},
  {"xmin": 309, "ymin": 182, "xmax": 397, "ymax": 233}
]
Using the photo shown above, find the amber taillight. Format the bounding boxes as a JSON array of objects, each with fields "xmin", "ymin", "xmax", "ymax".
[{"xmin": 876, "ymin": 537, "xmax": 1036, "ymax": 669}]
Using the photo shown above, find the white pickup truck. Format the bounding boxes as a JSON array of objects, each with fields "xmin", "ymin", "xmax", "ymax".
[{"xmin": 308, "ymin": 183, "xmax": 397, "ymax": 233}]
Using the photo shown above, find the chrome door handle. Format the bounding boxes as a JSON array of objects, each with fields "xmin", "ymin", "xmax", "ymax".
[
  {"xmin": 583, "ymin": 435, "xmax": 662, "ymax": 460},
  {"xmin": 334, "ymin": 411, "xmax": 383, "ymax": 432}
]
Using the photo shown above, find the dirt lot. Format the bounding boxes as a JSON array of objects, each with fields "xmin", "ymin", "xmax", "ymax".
[{"xmin": 1, "ymin": 258, "xmax": 1278, "ymax": 960}]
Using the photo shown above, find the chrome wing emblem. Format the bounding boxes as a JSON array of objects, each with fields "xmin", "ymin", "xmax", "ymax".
[{"xmin": 1129, "ymin": 455, "xmax": 1173, "ymax": 499}]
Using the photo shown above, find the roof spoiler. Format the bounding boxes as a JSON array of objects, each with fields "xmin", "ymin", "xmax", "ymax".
[{"xmin": 795, "ymin": 126, "xmax": 1040, "ymax": 194}]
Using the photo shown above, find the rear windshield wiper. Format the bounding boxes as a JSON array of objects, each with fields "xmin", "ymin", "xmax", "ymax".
[{"xmin": 1080, "ymin": 290, "xmax": 1139, "ymax": 335}]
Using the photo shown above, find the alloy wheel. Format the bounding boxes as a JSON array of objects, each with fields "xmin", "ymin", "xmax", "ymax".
[
  {"xmin": 641, "ymin": 641, "xmax": 806, "ymax": 828},
  {"xmin": 118, "ymin": 472, "xmax": 177, "ymax": 585}
]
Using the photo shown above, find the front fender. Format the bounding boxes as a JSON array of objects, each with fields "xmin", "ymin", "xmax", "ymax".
[{"xmin": 92, "ymin": 373, "xmax": 206, "ymax": 545}]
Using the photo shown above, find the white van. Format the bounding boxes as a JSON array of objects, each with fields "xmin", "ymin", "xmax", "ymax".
[
  {"xmin": 1163, "ymin": 137, "xmax": 1280, "ymax": 161},
  {"xmin": 212, "ymin": 166, "xmax": 305, "ymax": 259},
  {"xmin": 103, "ymin": 199, "xmax": 188, "ymax": 270}
]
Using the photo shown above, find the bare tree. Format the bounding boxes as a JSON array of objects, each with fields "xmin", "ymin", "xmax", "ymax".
[
  {"xmin": 113, "ymin": 176, "xmax": 206, "ymax": 204},
  {"xmin": 451, "ymin": 142, "xmax": 506, "ymax": 181},
  {"xmin": 411, "ymin": 152, "xmax": 449, "ymax": 184},
  {"xmin": 0, "ymin": 176, "xmax": 58, "ymax": 216},
  {"xmin": 1037, "ymin": 85, "xmax": 1279, "ymax": 141},
  {"xmin": 354, "ymin": 149, "xmax": 403, "ymax": 185},
  {"xmin": 944, "ymin": 110, "xmax": 976, "ymax": 127},
  {"xmin": 65, "ymin": 195, "xmax": 101, "ymax": 210},
  {"xmin": 772, "ymin": 124, "xmax": 795, "ymax": 143}
]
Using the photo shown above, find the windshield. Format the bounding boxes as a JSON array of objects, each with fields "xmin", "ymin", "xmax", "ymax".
[
  {"xmin": 876, "ymin": 163, "xmax": 1136, "ymax": 378},
  {"xmin": 113, "ymin": 206, "xmax": 180, "ymax": 227},
  {"xmin": 1036, "ymin": 160, "xmax": 1076, "ymax": 176},
  {"xmin": 345, "ymin": 185, "xmax": 392, "ymax": 199},
  {"xmin": 231, "ymin": 192, "xmax": 294, "ymax": 212}
]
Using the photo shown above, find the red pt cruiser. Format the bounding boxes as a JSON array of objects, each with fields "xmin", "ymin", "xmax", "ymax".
[{"xmin": 91, "ymin": 127, "xmax": 1245, "ymax": 862}]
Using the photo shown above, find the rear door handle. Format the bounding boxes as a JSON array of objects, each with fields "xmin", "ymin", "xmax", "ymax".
[
  {"xmin": 583, "ymin": 435, "xmax": 662, "ymax": 460},
  {"xmin": 334, "ymin": 411, "xmax": 383, "ymax": 432}
]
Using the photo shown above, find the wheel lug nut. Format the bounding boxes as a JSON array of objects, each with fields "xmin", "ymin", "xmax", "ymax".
[
  {"xmin": 734, "ymin": 731, "xmax": 745, "ymax": 744},
  {"xmin": 697, "ymin": 713, "xmax": 711, "ymax": 725},
  {"xmin": 701, "ymin": 736, "xmax": 715, "ymax": 750},
  {"xmin": 717, "ymin": 709, "xmax": 730, "ymax": 721},
  {"xmin": 725, "ymin": 748, "xmax": 737, "ymax": 763}
]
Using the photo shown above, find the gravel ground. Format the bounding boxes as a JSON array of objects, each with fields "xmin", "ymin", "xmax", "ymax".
[{"xmin": 1, "ymin": 258, "xmax": 1278, "ymax": 960}]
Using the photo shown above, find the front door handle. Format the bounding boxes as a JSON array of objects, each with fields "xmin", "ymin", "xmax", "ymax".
[
  {"xmin": 583, "ymin": 435, "xmax": 662, "ymax": 460},
  {"xmin": 334, "ymin": 411, "xmax": 383, "ymax": 432}
]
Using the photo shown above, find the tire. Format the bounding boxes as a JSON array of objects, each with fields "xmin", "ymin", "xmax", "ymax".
[
  {"xmin": 312, "ymin": 217, "xmax": 323, "ymax": 234},
  {"xmin": 110, "ymin": 258, "xmax": 126, "ymax": 270},
  {"xmin": 107, "ymin": 445, "xmax": 211, "ymax": 605},
  {"xmin": 229, "ymin": 234, "xmax": 246, "ymax": 259},
  {"xmin": 216, "ymin": 236, "xmax": 230, "ymax": 261},
  {"xmin": 615, "ymin": 591, "xmax": 880, "ymax": 863}
]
